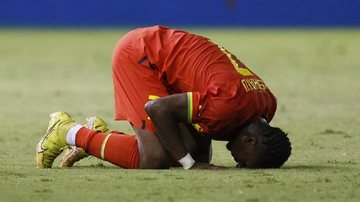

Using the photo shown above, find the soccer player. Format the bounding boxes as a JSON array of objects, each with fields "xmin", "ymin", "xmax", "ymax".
[{"xmin": 36, "ymin": 26, "xmax": 291, "ymax": 170}]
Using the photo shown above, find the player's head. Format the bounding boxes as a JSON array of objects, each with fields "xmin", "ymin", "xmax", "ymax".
[{"xmin": 226, "ymin": 118, "xmax": 291, "ymax": 168}]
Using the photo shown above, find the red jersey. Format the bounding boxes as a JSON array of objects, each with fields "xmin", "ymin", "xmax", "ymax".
[{"xmin": 112, "ymin": 26, "xmax": 277, "ymax": 140}]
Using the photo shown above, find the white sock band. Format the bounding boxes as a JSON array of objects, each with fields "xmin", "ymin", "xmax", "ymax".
[
  {"xmin": 178, "ymin": 153, "xmax": 195, "ymax": 170},
  {"xmin": 66, "ymin": 124, "xmax": 83, "ymax": 146}
]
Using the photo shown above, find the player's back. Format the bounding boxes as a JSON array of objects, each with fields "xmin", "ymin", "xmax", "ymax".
[
  {"xmin": 114, "ymin": 26, "xmax": 277, "ymax": 138},
  {"xmin": 117, "ymin": 25, "xmax": 242, "ymax": 93}
]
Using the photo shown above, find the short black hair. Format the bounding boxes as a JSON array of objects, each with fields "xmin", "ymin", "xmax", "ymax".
[{"xmin": 252, "ymin": 127, "xmax": 292, "ymax": 168}]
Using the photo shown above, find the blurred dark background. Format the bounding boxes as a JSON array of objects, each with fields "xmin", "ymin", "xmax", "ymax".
[{"xmin": 1, "ymin": 0, "xmax": 359, "ymax": 27}]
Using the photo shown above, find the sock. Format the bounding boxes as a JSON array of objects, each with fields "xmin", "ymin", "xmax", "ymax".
[
  {"xmin": 66, "ymin": 124, "xmax": 82, "ymax": 146},
  {"xmin": 75, "ymin": 127, "xmax": 139, "ymax": 169}
]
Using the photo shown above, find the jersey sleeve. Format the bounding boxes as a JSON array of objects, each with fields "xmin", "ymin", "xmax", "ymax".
[{"xmin": 186, "ymin": 92, "xmax": 201, "ymax": 124}]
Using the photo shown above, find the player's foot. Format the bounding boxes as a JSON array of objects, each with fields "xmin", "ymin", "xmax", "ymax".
[
  {"xmin": 59, "ymin": 146, "xmax": 88, "ymax": 168},
  {"xmin": 84, "ymin": 116, "xmax": 109, "ymax": 134},
  {"xmin": 36, "ymin": 112, "xmax": 75, "ymax": 168},
  {"xmin": 59, "ymin": 116, "xmax": 109, "ymax": 168}
]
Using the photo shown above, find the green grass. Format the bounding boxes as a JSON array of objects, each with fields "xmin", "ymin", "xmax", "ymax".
[{"xmin": 0, "ymin": 28, "xmax": 359, "ymax": 202}]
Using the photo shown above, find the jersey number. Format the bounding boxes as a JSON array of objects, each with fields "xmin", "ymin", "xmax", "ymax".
[
  {"xmin": 219, "ymin": 46, "xmax": 253, "ymax": 76},
  {"xmin": 210, "ymin": 39, "xmax": 254, "ymax": 76}
]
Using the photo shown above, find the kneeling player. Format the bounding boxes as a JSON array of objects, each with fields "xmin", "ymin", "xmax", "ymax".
[{"xmin": 36, "ymin": 26, "xmax": 291, "ymax": 170}]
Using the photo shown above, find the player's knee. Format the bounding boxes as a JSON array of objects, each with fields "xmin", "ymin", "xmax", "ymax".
[
  {"xmin": 134, "ymin": 126, "xmax": 171, "ymax": 169},
  {"xmin": 144, "ymin": 99, "xmax": 170, "ymax": 119},
  {"xmin": 139, "ymin": 149, "xmax": 171, "ymax": 169},
  {"xmin": 144, "ymin": 100, "xmax": 156, "ymax": 117}
]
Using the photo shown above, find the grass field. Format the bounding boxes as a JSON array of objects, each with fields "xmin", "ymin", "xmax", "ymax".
[{"xmin": 0, "ymin": 28, "xmax": 359, "ymax": 202}]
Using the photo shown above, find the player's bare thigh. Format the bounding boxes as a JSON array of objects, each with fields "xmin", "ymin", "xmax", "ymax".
[{"xmin": 133, "ymin": 126, "xmax": 172, "ymax": 169}]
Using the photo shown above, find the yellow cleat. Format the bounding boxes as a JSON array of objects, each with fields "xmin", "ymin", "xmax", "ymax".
[
  {"xmin": 59, "ymin": 146, "xmax": 88, "ymax": 168},
  {"xmin": 59, "ymin": 116, "xmax": 109, "ymax": 168},
  {"xmin": 36, "ymin": 112, "xmax": 76, "ymax": 168},
  {"xmin": 84, "ymin": 116, "xmax": 110, "ymax": 134}
]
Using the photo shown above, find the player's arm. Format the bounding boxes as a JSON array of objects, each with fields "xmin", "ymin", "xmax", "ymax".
[
  {"xmin": 179, "ymin": 124, "xmax": 212, "ymax": 163},
  {"xmin": 145, "ymin": 93, "xmax": 219, "ymax": 170}
]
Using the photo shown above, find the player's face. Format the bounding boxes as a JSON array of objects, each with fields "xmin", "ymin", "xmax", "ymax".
[{"xmin": 229, "ymin": 132, "xmax": 267, "ymax": 168}]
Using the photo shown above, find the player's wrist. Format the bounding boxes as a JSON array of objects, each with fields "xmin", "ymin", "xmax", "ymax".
[{"xmin": 178, "ymin": 153, "xmax": 195, "ymax": 170}]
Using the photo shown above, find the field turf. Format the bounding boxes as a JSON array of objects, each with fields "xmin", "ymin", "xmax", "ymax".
[{"xmin": 0, "ymin": 28, "xmax": 359, "ymax": 202}]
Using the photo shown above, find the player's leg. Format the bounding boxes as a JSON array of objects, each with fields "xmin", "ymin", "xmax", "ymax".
[
  {"xmin": 60, "ymin": 118, "xmax": 202, "ymax": 169},
  {"xmin": 67, "ymin": 122, "xmax": 207, "ymax": 169},
  {"xmin": 60, "ymin": 115, "xmax": 170, "ymax": 169},
  {"xmin": 36, "ymin": 112, "xmax": 203, "ymax": 169},
  {"xmin": 59, "ymin": 116, "xmax": 140, "ymax": 169},
  {"xmin": 67, "ymin": 126, "xmax": 170, "ymax": 169},
  {"xmin": 133, "ymin": 126, "xmax": 171, "ymax": 169},
  {"xmin": 112, "ymin": 40, "xmax": 175, "ymax": 169},
  {"xmin": 68, "ymin": 119, "xmax": 171, "ymax": 169},
  {"xmin": 58, "ymin": 114, "xmax": 210, "ymax": 169},
  {"xmin": 73, "ymin": 127, "xmax": 139, "ymax": 169},
  {"xmin": 60, "ymin": 116, "xmax": 110, "ymax": 167},
  {"xmin": 35, "ymin": 111, "xmax": 140, "ymax": 169}
]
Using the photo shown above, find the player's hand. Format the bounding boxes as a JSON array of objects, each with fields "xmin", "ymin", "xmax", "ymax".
[{"xmin": 190, "ymin": 162, "xmax": 226, "ymax": 170}]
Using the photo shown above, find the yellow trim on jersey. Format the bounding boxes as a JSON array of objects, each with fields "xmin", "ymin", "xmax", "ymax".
[
  {"xmin": 100, "ymin": 133, "xmax": 112, "ymax": 160},
  {"xmin": 193, "ymin": 123, "xmax": 202, "ymax": 132},
  {"xmin": 187, "ymin": 92, "xmax": 193, "ymax": 123},
  {"xmin": 149, "ymin": 95, "xmax": 160, "ymax": 100}
]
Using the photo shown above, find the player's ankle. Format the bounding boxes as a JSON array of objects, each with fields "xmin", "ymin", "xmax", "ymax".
[{"xmin": 66, "ymin": 124, "xmax": 83, "ymax": 145}]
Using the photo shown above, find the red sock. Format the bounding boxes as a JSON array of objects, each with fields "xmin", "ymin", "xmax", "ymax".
[{"xmin": 75, "ymin": 127, "xmax": 139, "ymax": 169}]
